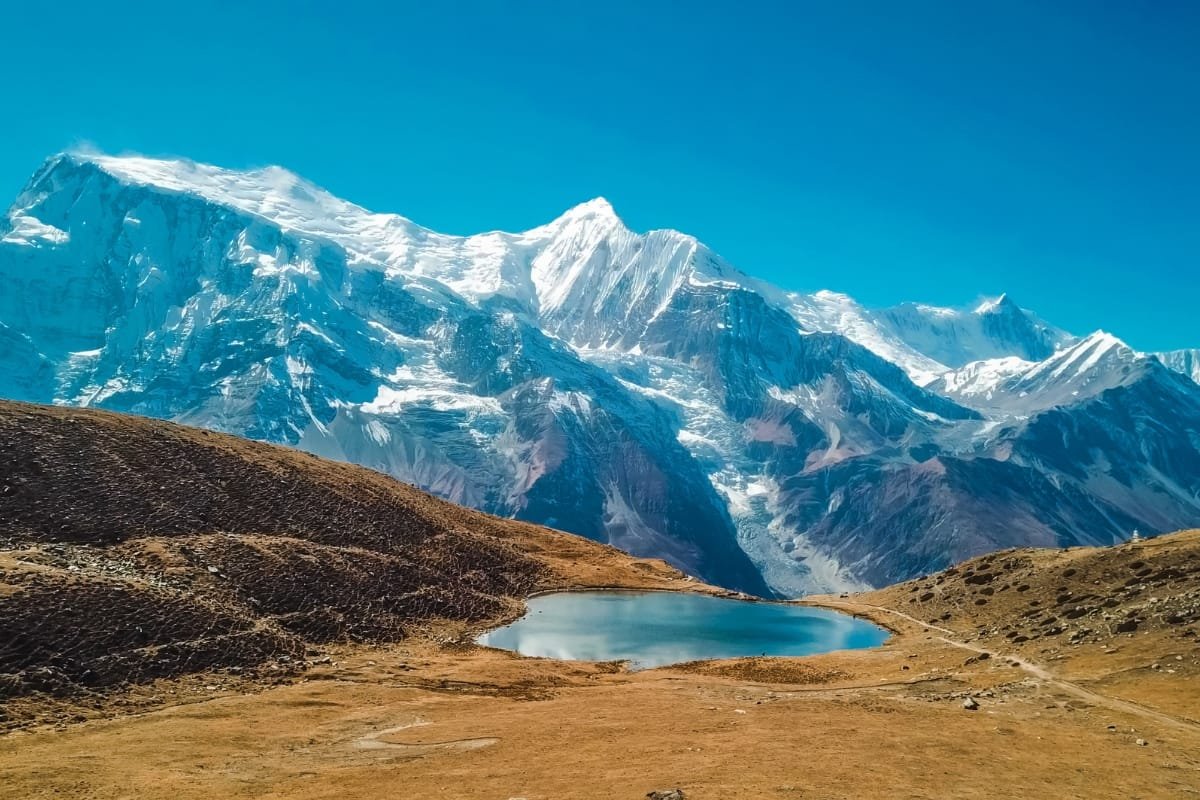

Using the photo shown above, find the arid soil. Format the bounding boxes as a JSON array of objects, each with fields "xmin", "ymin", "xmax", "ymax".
[
  {"xmin": 3, "ymin": 587, "xmax": 1198, "ymax": 799},
  {"xmin": 850, "ymin": 528, "xmax": 1200, "ymax": 722},
  {"xmin": 2, "ymin": 402, "xmax": 1199, "ymax": 798}
]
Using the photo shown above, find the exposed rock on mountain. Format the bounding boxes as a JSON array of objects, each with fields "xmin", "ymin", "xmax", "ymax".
[{"xmin": 2, "ymin": 152, "xmax": 1198, "ymax": 594}]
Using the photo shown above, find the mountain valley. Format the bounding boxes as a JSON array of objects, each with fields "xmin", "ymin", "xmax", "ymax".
[{"xmin": 1, "ymin": 402, "xmax": 1196, "ymax": 798}]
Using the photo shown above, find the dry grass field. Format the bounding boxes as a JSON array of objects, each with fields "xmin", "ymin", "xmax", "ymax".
[{"xmin": 2, "ymin": 402, "xmax": 1198, "ymax": 798}]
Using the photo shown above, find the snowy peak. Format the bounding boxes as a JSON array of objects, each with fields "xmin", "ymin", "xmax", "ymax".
[
  {"xmin": 530, "ymin": 196, "xmax": 630, "ymax": 246},
  {"xmin": 25, "ymin": 151, "xmax": 433, "ymax": 266},
  {"xmin": 874, "ymin": 294, "xmax": 1074, "ymax": 371},
  {"xmin": 0, "ymin": 152, "xmax": 1155, "ymax": 397},
  {"xmin": 529, "ymin": 217, "xmax": 701, "ymax": 345},
  {"xmin": 58, "ymin": 152, "xmax": 388, "ymax": 235},
  {"xmin": 972, "ymin": 293, "xmax": 1038, "ymax": 320},
  {"xmin": 1022, "ymin": 330, "xmax": 1132, "ymax": 381},
  {"xmin": 552, "ymin": 196, "xmax": 622, "ymax": 225},
  {"xmin": 973, "ymin": 293, "xmax": 1014, "ymax": 314},
  {"xmin": 39, "ymin": 154, "xmax": 713, "ymax": 340},
  {"xmin": 941, "ymin": 330, "xmax": 1151, "ymax": 415}
]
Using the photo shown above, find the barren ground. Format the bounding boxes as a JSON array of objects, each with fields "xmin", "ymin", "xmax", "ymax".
[
  {"xmin": 3, "ymin": 536, "xmax": 1199, "ymax": 799},
  {"xmin": 2, "ymin": 403, "xmax": 1198, "ymax": 798}
]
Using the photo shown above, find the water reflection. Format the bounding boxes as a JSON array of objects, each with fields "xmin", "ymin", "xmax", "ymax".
[{"xmin": 477, "ymin": 591, "xmax": 888, "ymax": 669}]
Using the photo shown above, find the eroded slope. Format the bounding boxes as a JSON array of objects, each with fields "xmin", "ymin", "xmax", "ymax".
[{"xmin": 0, "ymin": 400, "xmax": 683, "ymax": 713}]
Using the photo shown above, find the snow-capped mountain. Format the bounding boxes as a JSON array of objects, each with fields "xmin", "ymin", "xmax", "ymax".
[
  {"xmin": 876, "ymin": 294, "xmax": 1074, "ymax": 373},
  {"xmin": 3, "ymin": 152, "xmax": 1199, "ymax": 596},
  {"xmin": 936, "ymin": 331, "xmax": 1145, "ymax": 415},
  {"xmin": 1157, "ymin": 349, "xmax": 1200, "ymax": 384}
]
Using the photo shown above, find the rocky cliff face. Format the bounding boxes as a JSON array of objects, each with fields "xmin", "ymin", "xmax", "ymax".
[{"xmin": 3, "ymin": 152, "xmax": 1198, "ymax": 595}]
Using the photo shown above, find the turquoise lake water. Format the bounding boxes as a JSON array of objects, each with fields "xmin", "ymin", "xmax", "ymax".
[{"xmin": 476, "ymin": 591, "xmax": 889, "ymax": 669}]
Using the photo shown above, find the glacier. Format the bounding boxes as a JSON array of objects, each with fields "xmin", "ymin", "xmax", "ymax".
[{"xmin": 3, "ymin": 151, "xmax": 1199, "ymax": 596}]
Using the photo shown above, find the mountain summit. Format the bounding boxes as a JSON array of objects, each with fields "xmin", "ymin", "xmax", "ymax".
[{"xmin": 3, "ymin": 152, "xmax": 1199, "ymax": 595}]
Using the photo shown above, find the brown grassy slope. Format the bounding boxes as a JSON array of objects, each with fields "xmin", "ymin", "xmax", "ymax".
[
  {"xmin": 0, "ymin": 400, "xmax": 684, "ymax": 703},
  {"xmin": 862, "ymin": 529, "xmax": 1200, "ymax": 646},
  {"xmin": 852, "ymin": 529, "xmax": 1200, "ymax": 719}
]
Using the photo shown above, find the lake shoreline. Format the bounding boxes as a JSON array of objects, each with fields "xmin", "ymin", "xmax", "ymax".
[{"xmin": 475, "ymin": 589, "xmax": 890, "ymax": 670}]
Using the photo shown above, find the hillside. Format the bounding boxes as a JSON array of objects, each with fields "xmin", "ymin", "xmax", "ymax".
[
  {"xmin": 3, "ymin": 531, "xmax": 1198, "ymax": 799},
  {"xmin": 851, "ymin": 529, "xmax": 1200, "ymax": 721},
  {"xmin": 864, "ymin": 529, "xmax": 1200, "ymax": 650},
  {"xmin": 0, "ymin": 400, "xmax": 685, "ymax": 721}
]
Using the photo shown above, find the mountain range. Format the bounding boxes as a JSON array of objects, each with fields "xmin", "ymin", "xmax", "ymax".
[{"xmin": 3, "ymin": 152, "xmax": 1198, "ymax": 596}]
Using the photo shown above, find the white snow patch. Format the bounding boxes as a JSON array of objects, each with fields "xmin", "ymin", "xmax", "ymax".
[
  {"xmin": 3, "ymin": 212, "xmax": 69, "ymax": 246},
  {"xmin": 361, "ymin": 385, "xmax": 502, "ymax": 415}
]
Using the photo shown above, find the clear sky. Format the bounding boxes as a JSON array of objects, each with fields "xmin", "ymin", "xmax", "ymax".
[{"xmin": 2, "ymin": 1, "xmax": 1197, "ymax": 350}]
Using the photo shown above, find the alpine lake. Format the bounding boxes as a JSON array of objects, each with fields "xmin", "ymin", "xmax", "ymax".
[{"xmin": 477, "ymin": 590, "xmax": 889, "ymax": 670}]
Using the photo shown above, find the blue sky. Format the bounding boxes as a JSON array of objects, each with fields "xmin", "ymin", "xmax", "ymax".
[{"xmin": 2, "ymin": 1, "xmax": 1197, "ymax": 350}]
